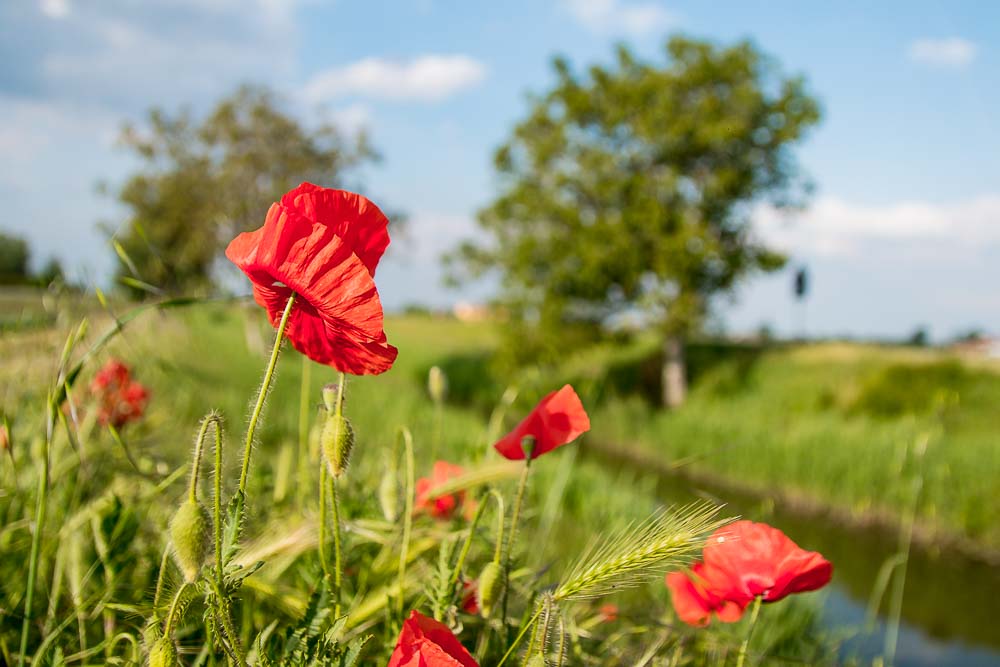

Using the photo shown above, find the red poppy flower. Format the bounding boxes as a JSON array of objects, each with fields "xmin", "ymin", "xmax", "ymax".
[
  {"xmin": 90, "ymin": 359, "xmax": 149, "ymax": 428},
  {"xmin": 387, "ymin": 610, "xmax": 479, "ymax": 667},
  {"xmin": 493, "ymin": 385, "xmax": 590, "ymax": 460},
  {"xmin": 598, "ymin": 603, "xmax": 619, "ymax": 623},
  {"xmin": 461, "ymin": 580, "xmax": 479, "ymax": 615},
  {"xmin": 666, "ymin": 562, "xmax": 748, "ymax": 627},
  {"xmin": 415, "ymin": 461, "xmax": 470, "ymax": 520},
  {"xmin": 225, "ymin": 183, "xmax": 397, "ymax": 375},
  {"xmin": 701, "ymin": 520, "xmax": 832, "ymax": 604}
]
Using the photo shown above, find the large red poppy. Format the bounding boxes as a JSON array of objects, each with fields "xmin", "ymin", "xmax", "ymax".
[
  {"xmin": 493, "ymin": 385, "xmax": 590, "ymax": 460},
  {"xmin": 387, "ymin": 610, "xmax": 479, "ymax": 667},
  {"xmin": 701, "ymin": 520, "xmax": 832, "ymax": 603},
  {"xmin": 225, "ymin": 183, "xmax": 397, "ymax": 375},
  {"xmin": 666, "ymin": 562, "xmax": 748, "ymax": 627},
  {"xmin": 415, "ymin": 461, "xmax": 471, "ymax": 520}
]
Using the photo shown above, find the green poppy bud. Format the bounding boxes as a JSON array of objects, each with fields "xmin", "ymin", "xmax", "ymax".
[
  {"xmin": 321, "ymin": 413, "xmax": 354, "ymax": 478},
  {"xmin": 476, "ymin": 561, "xmax": 506, "ymax": 618},
  {"xmin": 169, "ymin": 498, "xmax": 209, "ymax": 582},
  {"xmin": 524, "ymin": 654, "xmax": 546, "ymax": 667},
  {"xmin": 321, "ymin": 383, "xmax": 341, "ymax": 413},
  {"xmin": 148, "ymin": 636, "xmax": 178, "ymax": 667},
  {"xmin": 427, "ymin": 366, "xmax": 447, "ymax": 404}
]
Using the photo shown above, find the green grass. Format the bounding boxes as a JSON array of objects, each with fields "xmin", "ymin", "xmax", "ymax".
[{"xmin": 1, "ymin": 303, "xmax": 840, "ymax": 664}]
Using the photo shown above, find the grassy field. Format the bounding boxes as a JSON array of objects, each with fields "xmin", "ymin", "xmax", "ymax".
[{"xmin": 1, "ymin": 299, "xmax": 842, "ymax": 664}]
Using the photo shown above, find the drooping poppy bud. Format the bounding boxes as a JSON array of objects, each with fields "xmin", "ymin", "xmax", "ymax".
[
  {"xmin": 169, "ymin": 498, "xmax": 209, "ymax": 582},
  {"xmin": 148, "ymin": 636, "xmax": 178, "ymax": 667},
  {"xmin": 321, "ymin": 413, "xmax": 355, "ymax": 478},
  {"xmin": 428, "ymin": 366, "xmax": 447, "ymax": 404},
  {"xmin": 476, "ymin": 561, "xmax": 505, "ymax": 618}
]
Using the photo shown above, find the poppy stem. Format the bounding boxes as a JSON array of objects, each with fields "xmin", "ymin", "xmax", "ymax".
[
  {"xmin": 496, "ymin": 602, "xmax": 544, "ymax": 667},
  {"xmin": 319, "ymin": 463, "xmax": 330, "ymax": 579},
  {"xmin": 736, "ymin": 595, "xmax": 763, "ymax": 667},
  {"xmin": 329, "ymin": 372, "xmax": 346, "ymax": 616},
  {"xmin": 189, "ymin": 414, "xmax": 218, "ymax": 503},
  {"xmin": 397, "ymin": 427, "xmax": 415, "ymax": 619},
  {"xmin": 500, "ymin": 440, "xmax": 534, "ymax": 646},
  {"xmin": 238, "ymin": 293, "xmax": 295, "ymax": 497}
]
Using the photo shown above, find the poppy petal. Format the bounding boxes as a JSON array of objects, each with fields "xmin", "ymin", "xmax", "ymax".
[{"xmin": 493, "ymin": 384, "xmax": 590, "ymax": 460}]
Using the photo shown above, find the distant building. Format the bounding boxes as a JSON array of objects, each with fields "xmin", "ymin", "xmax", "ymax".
[
  {"xmin": 951, "ymin": 336, "xmax": 1000, "ymax": 359},
  {"xmin": 452, "ymin": 301, "xmax": 492, "ymax": 322}
]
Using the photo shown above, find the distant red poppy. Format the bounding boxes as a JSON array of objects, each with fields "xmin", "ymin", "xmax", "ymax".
[
  {"xmin": 90, "ymin": 359, "xmax": 149, "ymax": 428},
  {"xmin": 461, "ymin": 580, "xmax": 478, "ymax": 615},
  {"xmin": 666, "ymin": 563, "xmax": 748, "ymax": 627},
  {"xmin": 415, "ymin": 461, "xmax": 470, "ymax": 520},
  {"xmin": 702, "ymin": 521, "xmax": 832, "ymax": 603},
  {"xmin": 225, "ymin": 183, "xmax": 397, "ymax": 375},
  {"xmin": 387, "ymin": 610, "xmax": 479, "ymax": 667},
  {"xmin": 598, "ymin": 603, "xmax": 619, "ymax": 623},
  {"xmin": 493, "ymin": 385, "xmax": 590, "ymax": 460}
]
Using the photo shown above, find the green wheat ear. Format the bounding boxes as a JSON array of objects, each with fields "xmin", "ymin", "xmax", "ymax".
[
  {"xmin": 170, "ymin": 498, "xmax": 209, "ymax": 582},
  {"xmin": 553, "ymin": 502, "xmax": 729, "ymax": 602}
]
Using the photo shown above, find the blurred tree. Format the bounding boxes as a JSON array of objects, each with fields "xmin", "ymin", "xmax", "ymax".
[
  {"xmin": 109, "ymin": 85, "xmax": 379, "ymax": 296},
  {"xmin": 0, "ymin": 232, "xmax": 30, "ymax": 285},
  {"xmin": 447, "ymin": 37, "xmax": 821, "ymax": 407},
  {"xmin": 35, "ymin": 257, "xmax": 65, "ymax": 287}
]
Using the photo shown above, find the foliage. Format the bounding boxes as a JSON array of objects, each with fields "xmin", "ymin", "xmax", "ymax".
[
  {"xmin": 448, "ymin": 36, "xmax": 821, "ymax": 365},
  {"xmin": 107, "ymin": 86, "xmax": 378, "ymax": 296},
  {"xmin": 0, "ymin": 231, "xmax": 31, "ymax": 284}
]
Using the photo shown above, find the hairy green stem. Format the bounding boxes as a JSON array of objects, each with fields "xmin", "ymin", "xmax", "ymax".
[
  {"xmin": 500, "ymin": 448, "xmax": 533, "ymax": 644},
  {"xmin": 736, "ymin": 595, "xmax": 762, "ymax": 667},
  {"xmin": 331, "ymin": 474, "xmax": 343, "ymax": 617},
  {"xmin": 189, "ymin": 415, "xmax": 216, "ymax": 502},
  {"xmin": 449, "ymin": 490, "xmax": 505, "ymax": 592},
  {"xmin": 319, "ymin": 464, "xmax": 331, "ymax": 581},
  {"xmin": 495, "ymin": 605, "xmax": 544, "ymax": 667},
  {"xmin": 164, "ymin": 582, "xmax": 194, "ymax": 638},
  {"xmin": 213, "ymin": 421, "xmax": 224, "ymax": 589},
  {"xmin": 238, "ymin": 293, "xmax": 295, "ymax": 494},
  {"xmin": 396, "ymin": 427, "xmax": 415, "ymax": 619},
  {"xmin": 297, "ymin": 355, "xmax": 312, "ymax": 507},
  {"xmin": 18, "ymin": 401, "xmax": 54, "ymax": 667}
]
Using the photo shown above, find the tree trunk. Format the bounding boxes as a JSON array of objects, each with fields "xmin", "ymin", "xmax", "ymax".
[{"xmin": 661, "ymin": 335, "xmax": 687, "ymax": 409}]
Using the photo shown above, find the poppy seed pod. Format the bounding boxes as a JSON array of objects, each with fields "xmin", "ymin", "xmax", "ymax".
[
  {"xmin": 169, "ymin": 498, "xmax": 209, "ymax": 582},
  {"xmin": 427, "ymin": 366, "xmax": 447, "ymax": 403},
  {"xmin": 321, "ymin": 383, "xmax": 341, "ymax": 413},
  {"xmin": 148, "ymin": 636, "xmax": 178, "ymax": 667},
  {"xmin": 321, "ymin": 413, "xmax": 355, "ymax": 478},
  {"xmin": 476, "ymin": 561, "xmax": 505, "ymax": 618}
]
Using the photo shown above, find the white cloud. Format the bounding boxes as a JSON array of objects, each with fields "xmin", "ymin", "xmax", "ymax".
[
  {"xmin": 907, "ymin": 37, "xmax": 977, "ymax": 68},
  {"xmin": 40, "ymin": 0, "xmax": 70, "ymax": 19},
  {"xmin": 563, "ymin": 0, "xmax": 675, "ymax": 36},
  {"xmin": 755, "ymin": 195, "xmax": 1000, "ymax": 258},
  {"xmin": 328, "ymin": 103, "xmax": 372, "ymax": 137},
  {"xmin": 303, "ymin": 55, "xmax": 487, "ymax": 103}
]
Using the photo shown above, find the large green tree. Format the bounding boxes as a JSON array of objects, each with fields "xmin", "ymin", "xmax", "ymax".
[
  {"xmin": 0, "ymin": 232, "xmax": 30, "ymax": 285},
  {"xmin": 448, "ymin": 37, "xmax": 821, "ymax": 407},
  {"xmin": 109, "ymin": 86, "xmax": 378, "ymax": 295}
]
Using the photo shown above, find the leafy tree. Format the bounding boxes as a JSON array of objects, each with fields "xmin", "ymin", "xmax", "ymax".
[
  {"xmin": 0, "ymin": 232, "xmax": 30, "ymax": 285},
  {"xmin": 109, "ymin": 86, "xmax": 378, "ymax": 296},
  {"xmin": 448, "ymin": 37, "xmax": 821, "ymax": 407}
]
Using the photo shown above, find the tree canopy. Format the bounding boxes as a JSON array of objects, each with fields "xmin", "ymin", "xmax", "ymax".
[
  {"xmin": 0, "ymin": 232, "xmax": 30, "ymax": 285},
  {"xmin": 109, "ymin": 86, "xmax": 378, "ymax": 296},
  {"xmin": 448, "ymin": 37, "xmax": 821, "ymax": 366}
]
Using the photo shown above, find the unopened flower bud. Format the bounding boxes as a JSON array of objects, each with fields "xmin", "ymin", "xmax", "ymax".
[
  {"xmin": 148, "ymin": 636, "xmax": 178, "ymax": 667},
  {"xmin": 169, "ymin": 498, "xmax": 209, "ymax": 582},
  {"xmin": 378, "ymin": 468, "xmax": 399, "ymax": 521},
  {"xmin": 476, "ymin": 561, "xmax": 505, "ymax": 618},
  {"xmin": 427, "ymin": 366, "xmax": 447, "ymax": 404},
  {"xmin": 525, "ymin": 654, "xmax": 546, "ymax": 667},
  {"xmin": 0, "ymin": 419, "xmax": 9, "ymax": 453},
  {"xmin": 321, "ymin": 413, "xmax": 354, "ymax": 478}
]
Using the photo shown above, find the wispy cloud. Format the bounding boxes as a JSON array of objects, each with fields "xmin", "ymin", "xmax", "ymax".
[
  {"xmin": 907, "ymin": 37, "xmax": 977, "ymax": 68},
  {"xmin": 303, "ymin": 55, "xmax": 487, "ymax": 103},
  {"xmin": 755, "ymin": 195, "xmax": 1000, "ymax": 258},
  {"xmin": 562, "ymin": 0, "xmax": 675, "ymax": 36}
]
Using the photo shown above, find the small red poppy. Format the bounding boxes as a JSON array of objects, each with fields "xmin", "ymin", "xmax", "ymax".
[
  {"xmin": 461, "ymin": 580, "xmax": 479, "ymax": 615},
  {"xmin": 90, "ymin": 359, "xmax": 149, "ymax": 428},
  {"xmin": 387, "ymin": 610, "xmax": 479, "ymax": 667},
  {"xmin": 598, "ymin": 603, "xmax": 619, "ymax": 623},
  {"xmin": 225, "ymin": 183, "xmax": 397, "ymax": 375},
  {"xmin": 493, "ymin": 385, "xmax": 590, "ymax": 460},
  {"xmin": 666, "ymin": 563, "xmax": 748, "ymax": 627},
  {"xmin": 415, "ymin": 461, "xmax": 470, "ymax": 520},
  {"xmin": 701, "ymin": 520, "xmax": 832, "ymax": 604}
]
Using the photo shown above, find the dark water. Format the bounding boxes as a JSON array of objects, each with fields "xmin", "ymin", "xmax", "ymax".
[{"xmin": 596, "ymin": 451, "xmax": 1000, "ymax": 666}]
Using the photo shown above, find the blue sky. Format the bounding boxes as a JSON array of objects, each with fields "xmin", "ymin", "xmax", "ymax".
[{"xmin": 1, "ymin": 0, "xmax": 998, "ymax": 340}]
